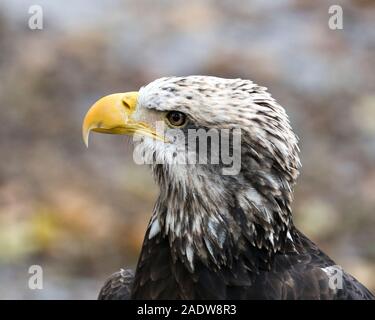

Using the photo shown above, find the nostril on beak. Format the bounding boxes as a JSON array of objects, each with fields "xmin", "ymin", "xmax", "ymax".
[{"xmin": 122, "ymin": 100, "xmax": 132, "ymax": 111}]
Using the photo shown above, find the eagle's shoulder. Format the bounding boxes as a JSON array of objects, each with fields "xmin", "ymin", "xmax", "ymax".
[
  {"xmin": 258, "ymin": 231, "xmax": 375, "ymax": 300},
  {"xmin": 98, "ymin": 268, "xmax": 134, "ymax": 300}
]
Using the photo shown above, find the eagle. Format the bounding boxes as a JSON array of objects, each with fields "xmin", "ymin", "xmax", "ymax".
[{"xmin": 82, "ymin": 76, "xmax": 374, "ymax": 300}]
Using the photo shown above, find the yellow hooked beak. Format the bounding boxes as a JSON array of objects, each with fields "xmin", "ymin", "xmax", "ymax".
[{"xmin": 82, "ymin": 92, "xmax": 164, "ymax": 147}]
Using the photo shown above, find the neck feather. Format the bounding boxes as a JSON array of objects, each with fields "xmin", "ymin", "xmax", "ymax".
[{"xmin": 146, "ymin": 162, "xmax": 297, "ymax": 272}]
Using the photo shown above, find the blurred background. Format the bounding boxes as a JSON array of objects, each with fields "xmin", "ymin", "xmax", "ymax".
[{"xmin": 0, "ymin": 0, "xmax": 374, "ymax": 299}]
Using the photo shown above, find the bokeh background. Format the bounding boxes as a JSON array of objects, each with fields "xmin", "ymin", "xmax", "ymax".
[{"xmin": 0, "ymin": 0, "xmax": 374, "ymax": 299}]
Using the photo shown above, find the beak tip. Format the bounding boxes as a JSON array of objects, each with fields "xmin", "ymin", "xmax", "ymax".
[{"xmin": 83, "ymin": 128, "xmax": 90, "ymax": 148}]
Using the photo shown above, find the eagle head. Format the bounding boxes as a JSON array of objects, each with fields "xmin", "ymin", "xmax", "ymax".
[{"xmin": 83, "ymin": 76, "xmax": 301, "ymax": 271}]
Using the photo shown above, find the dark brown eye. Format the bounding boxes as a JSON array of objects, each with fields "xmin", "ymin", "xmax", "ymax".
[{"xmin": 166, "ymin": 111, "xmax": 187, "ymax": 127}]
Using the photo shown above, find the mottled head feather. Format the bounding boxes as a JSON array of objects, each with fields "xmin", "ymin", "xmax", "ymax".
[{"xmin": 137, "ymin": 76, "xmax": 301, "ymax": 270}]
